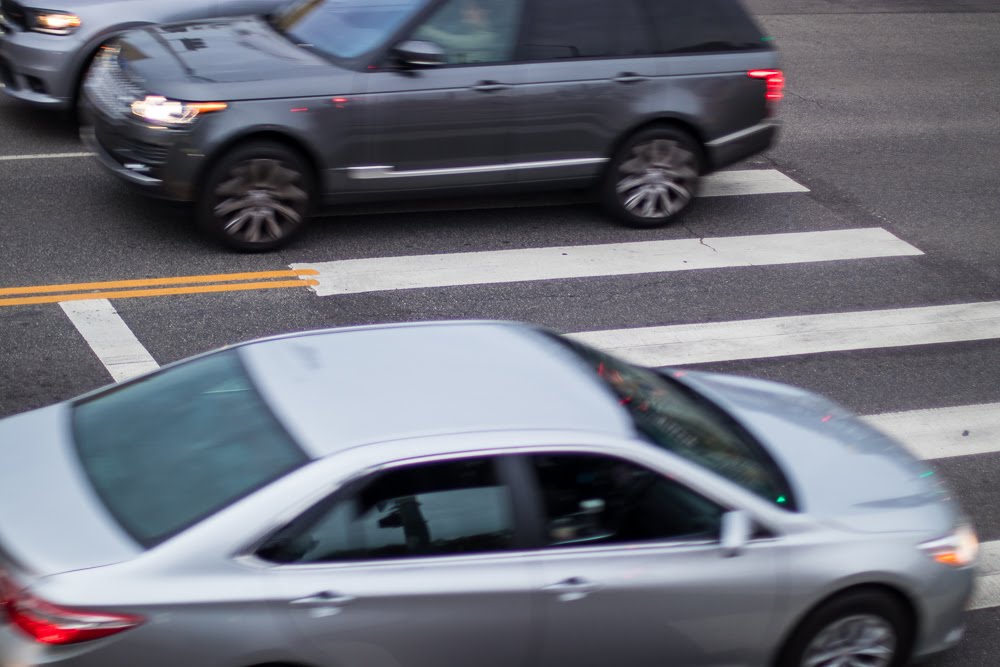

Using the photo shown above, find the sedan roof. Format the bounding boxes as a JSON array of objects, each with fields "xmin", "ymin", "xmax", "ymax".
[{"xmin": 238, "ymin": 322, "xmax": 635, "ymax": 458}]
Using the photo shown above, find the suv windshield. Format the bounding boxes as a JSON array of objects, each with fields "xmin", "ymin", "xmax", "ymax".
[
  {"xmin": 73, "ymin": 350, "xmax": 307, "ymax": 547},
  {"xmin": 274, "ymin": 0, "xmax": 431, "ymax": 60},
  {"xmin": 550, "ymin": 335, "xmax": 796, "ymax": 510}
]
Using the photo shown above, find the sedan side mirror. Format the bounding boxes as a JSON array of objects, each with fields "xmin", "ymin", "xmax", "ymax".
[
  {"xmin": 720, "ymin": 510, "xmax": 752, "ymax": 558},
  {"xmin": 393, "ymin": 40, "xmax": 447, "ymax": 68}
]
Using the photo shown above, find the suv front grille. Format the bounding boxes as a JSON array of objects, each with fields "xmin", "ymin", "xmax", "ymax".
[
  {"xmin": 0, "ymin": 0, "xmax": 26, "ymax": 30},
  {"xmin": 85, "ymin": 54, "xmax": 145, "ymax": 117}
]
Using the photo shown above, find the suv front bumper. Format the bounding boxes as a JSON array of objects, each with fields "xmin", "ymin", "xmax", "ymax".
[{"xmin": 0, "ymin": 22, "xmax": 80, "ymax": 108}]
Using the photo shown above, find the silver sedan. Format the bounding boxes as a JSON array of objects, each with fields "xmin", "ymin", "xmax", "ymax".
[{"xmin": 0, "ymin": 321, "xmax": 976, "ymax": 667}]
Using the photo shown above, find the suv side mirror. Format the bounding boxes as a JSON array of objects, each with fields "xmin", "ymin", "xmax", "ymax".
[
  {"xmin": 393, "ymin": 40, "xmax": 447, "ymax": 68},
  {"xmin": 720, "ymin": 510, "xmax": 752, "ymax": 558}
]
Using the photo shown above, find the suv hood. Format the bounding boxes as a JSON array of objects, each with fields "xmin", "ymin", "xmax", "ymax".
[
  {"xmin": 0, "ymin": 405, "xmax": 140, "ymax": 579},
  {"xmin": 672, "ymin": 371, "xmax": 958, "ymax": 535},
  {"xmin": 115, "ymin": 17, "xmax": 352, "ymax": 101}
]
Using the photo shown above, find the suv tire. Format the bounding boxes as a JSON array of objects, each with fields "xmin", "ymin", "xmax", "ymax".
[
  {"xmin": 776, "ymin": 590, "xmax": 914, "ymax": 667},
  {"xmin": 602, "ymin": 126, "xmax": 701, "ymax": 228},
  {"xmin": 198, "ymin": 141, "xmax": 313, "ymax": 252}
]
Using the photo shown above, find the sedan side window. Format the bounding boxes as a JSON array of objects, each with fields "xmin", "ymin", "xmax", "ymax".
[
  {"xmin": 259, "ymin": 458, "xmax": 515, "ymax": 564},
  {"xmin": 411, "ymin": 0, "xmax": 524, "ymax": 65},
  {"xmin": 531, "ymin": 453, "xmax": 724, "ymax": 548}
]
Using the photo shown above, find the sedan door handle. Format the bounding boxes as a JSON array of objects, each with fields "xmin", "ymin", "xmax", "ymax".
[
  {"xmin": 612, "ymin": 73, "xmax": 648, "ymax": 84},
  {"xmin": 472, "ymin": 80, "xmax": 510, "ymax": 93},
  {"xmin": 290, "ymin": 591, "xmax": 356, "ymax": 607},
  {"xmin": 543, "ymin": 577, "xmax": 601, "ymax": 601}
]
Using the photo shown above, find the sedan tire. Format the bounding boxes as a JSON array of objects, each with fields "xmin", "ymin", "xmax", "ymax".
[{"xmin": 199, "ymin": 141, "xmax": 313, "ymax": 252}]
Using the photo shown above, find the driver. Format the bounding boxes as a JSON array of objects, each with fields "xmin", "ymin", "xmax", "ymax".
[{"xmin": 415, "ymin": 0, "xmax": 506, "ymax": 63}]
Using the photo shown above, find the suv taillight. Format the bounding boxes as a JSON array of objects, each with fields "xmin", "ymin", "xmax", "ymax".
[
  {"xmin": 748, "ymin": 69, "xmax": 785, "ymax": 101},
  {"xmin": 5, "ymin": 588, "xmax": 143, "ymax": 645}
]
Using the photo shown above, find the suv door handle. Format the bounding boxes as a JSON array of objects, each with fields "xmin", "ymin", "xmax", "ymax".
[
  {"xmin": 290, "ymin": 591, "xmax": 356, "ymax": 607},
  {"xmin": 612, "ymin": 73, "xmax": 648, "ymax": 84},
  {"xmin": 472, "ymin": 80, "xmax": 510, "ymax": 93},
  {"xmin": 543, "ymin": 577, "xmax": 601, "ymax": 601}
]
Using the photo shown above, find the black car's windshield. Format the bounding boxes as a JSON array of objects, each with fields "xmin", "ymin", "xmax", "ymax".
[
  {"xmin": 550, "ymin": 335, "xmax": 796, "ymax": 510},
  {"xmin": 73, "ymin": 350, "xmax": 308, "ymax": 547},
  {"xmin": 274, "ymin": 0, "xmax": 431, "ymax": 60}
]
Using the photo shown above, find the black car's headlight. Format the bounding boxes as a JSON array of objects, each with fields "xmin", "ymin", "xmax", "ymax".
[
  {"xmin": 130, "ymin": 95, "xmax": 228, "ymax": 126},
  {"xmin": 27, "ymin": 9, "xmax": 81, "ymax": 35}
]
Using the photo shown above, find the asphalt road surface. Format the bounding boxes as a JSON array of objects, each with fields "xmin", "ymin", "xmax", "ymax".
[{"xmin": 1, "ymin": 0, "xmax": 999, "ymax": 663}]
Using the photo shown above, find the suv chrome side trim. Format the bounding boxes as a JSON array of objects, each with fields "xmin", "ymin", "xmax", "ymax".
[
  {"xmin": 706, "ymin": 120, "xmax": 780, "ymax": 147},
  {"xmin": 347, "ymin": 157, "xmax": 608, "ymax": 180}
]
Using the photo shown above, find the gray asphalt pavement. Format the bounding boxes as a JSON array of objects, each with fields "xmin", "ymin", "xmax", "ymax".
[{"xmin": 1, "ymin": 0, "xmax": 998, "ymax": 663}]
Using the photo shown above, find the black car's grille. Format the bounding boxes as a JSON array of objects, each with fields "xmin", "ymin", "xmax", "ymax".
[
  {"xmin": 85, "ymin": 53, "xmax": 145, "ymax": 117},
  {"xmin": 0, "ymin": 0, "xmax": 26, "ymax": 30}
]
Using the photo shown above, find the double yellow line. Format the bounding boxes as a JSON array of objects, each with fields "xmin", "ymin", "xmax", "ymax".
[{"xmin": 0, "ymin": 269, "xmax": 319, "ymax": 307}]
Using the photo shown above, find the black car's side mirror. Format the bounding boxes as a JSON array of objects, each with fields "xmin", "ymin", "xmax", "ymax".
[{"xmin": 392, "ymin": 40, "xmax": 447, "ymax": 68}]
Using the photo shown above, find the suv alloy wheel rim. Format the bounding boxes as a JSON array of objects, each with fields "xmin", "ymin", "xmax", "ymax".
[
  {"xmin": 214, "ymin": 159, "xmax": 307, "ymax": 243},
  {"xmin": 616, "ymin": 139, "xmax": 697, "ymax": 219},
  {"xmin": 801, "ymin": 614, "xmax": 896, "ymax": 667}
]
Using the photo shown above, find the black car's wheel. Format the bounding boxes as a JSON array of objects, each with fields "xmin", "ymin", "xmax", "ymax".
[
  {"xmin": 777, "ymin": 590, "xmax": 914, "ymax": 667},
  {"xmin": 602, "ymin": 126, "xmax": 701, "ymax": 228},
  {"xmin": 199, "ymin": 141, "xmax": 313, "ymax": 252}
]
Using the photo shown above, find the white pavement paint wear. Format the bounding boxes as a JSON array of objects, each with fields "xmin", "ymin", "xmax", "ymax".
[
  {"xmin": 971, "ymin": 540, "xmax": 1000, "ymax": 611},
  {"xmin": 60, "ymin": 299, "xmax": 159, "ymax": 382},
  {"xmin": 569, "ymin": 301, "xmax": 1000, "ymax": 367},
  {"xmin": 295, "ymin": 228, "xmax": 920, "ymax": 296},
  {"xmin": 699, "ymin": 169, "xmax": 810, "ymax": 197},
  {"xmin": 0, "ymin": 152, "xmax": 94, "ymax": 161},
  {"xmin": 866, "ymin": 403, "xmax": 1000, "ymax": 461}
]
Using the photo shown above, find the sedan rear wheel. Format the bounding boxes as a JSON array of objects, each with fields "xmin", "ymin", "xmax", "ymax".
[{"xmin": 200, "ymin": 141, "xmax": 313, "ymax": 251}]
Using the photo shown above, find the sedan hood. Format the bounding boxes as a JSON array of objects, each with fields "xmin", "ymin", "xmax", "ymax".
[
  {"xmin": 672, "ymin": 371, "xmax": 958, "ymax": 534},
  {"xmin": 0, "ymin": 405, "xmax": 140, "ymax": 578},
  {"xmin": 115, "ymin": 17, "xmax": 352, "ymax": 101}
]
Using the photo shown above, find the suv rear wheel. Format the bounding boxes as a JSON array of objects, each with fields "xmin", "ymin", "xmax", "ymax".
[
  {"xmin": 602, "ymin": 126, "xmax": 701, "ymax": 228},
  {"xmin": 199, "ymin": 141, "xmax": 313, "ymax": 252}
]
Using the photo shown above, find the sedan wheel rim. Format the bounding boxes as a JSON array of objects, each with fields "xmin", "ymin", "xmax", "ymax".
[
  {"xmin": 616, "ymin": 138, "xmax": 697, "ymax": 219},
  {"xmin": 801, "ymin": 614, "xmax": 897, "ymax": 667},
  {"xmin": 214, "ymin": 158, "xmax": 307, "ymax": 243}
]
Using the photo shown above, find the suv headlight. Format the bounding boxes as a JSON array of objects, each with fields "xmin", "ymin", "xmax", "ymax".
[
  {"xmin": 27, "ymin": 9, "xmax": 81, "ymax": 35},
  {"xmin": 130, "ymin": 95, "xmax": 228, "ymax": 126},
  {"xmin": 919, "ymin": 522, "xmax": 979, "ymax": 568}
]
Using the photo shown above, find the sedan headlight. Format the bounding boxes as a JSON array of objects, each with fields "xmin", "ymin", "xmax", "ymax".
[
  {"xmin": 919, "ymin": 522, "xmax": 979, "ymax": 568},
  {"xmin": 28, "ymin": 9, "xmax": 81, "ymax": 35},
  {"xmin": 130, "ymin": 95, "xmax": 227, "ymax": 126}
]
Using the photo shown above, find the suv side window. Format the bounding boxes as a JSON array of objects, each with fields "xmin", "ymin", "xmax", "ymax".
[
  {"xmin": 259, "ymin": 458, "xmax": 515, "ymax": 564},
  {"xmin": 636, "ymin": 0, "xmax": 767, "ymax": 54},
  {"xmin": 516, "ymin": 0, "xmax": 652, "ymax": 61},
  {"xmin": 531, "ymin": 453, "xmax": 724, "ymax": 547},
  {"xmin": 412, "ymin": 0, "xmax": 525, "ymax": 64}
]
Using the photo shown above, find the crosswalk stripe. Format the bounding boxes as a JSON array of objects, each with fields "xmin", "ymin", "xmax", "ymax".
[
  {"xmin": 294, "ymin": 228, "xmax": 920, "ymax": 296},
  {"xmin": 568, "ymin": 301, "xmax": 1000, "ymax": 367},
  {"xmin": 971, "ymin": 540, "xmax": 1000, "ymax": 610},
  {"xmin": 865, "ymin": 404, "xmax": 1000, "ymax": 461},
  {"xmin": 700, "ymin": 169, "xmax": 810, "ymax": 197},
  {"xmin": 60, "ymin": 300, "xmax": 159, "ymax": 383}
]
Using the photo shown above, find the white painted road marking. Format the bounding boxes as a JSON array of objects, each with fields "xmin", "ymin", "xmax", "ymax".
[
  {"xmin": 569, "ymin": 300, "xmax": 1000, "ymax": 367},
  {"xmin": 866, "ymin": 403, "xmax": 1000, "ymax": 461},
  {"xmin": 295, "ymin": 228, "xmax": 920, "ymax": 296},
  {"xmin": 0, "ymin": 152, "xmax": 94, "ymax": 161},
  {"xmin": 700, "ymin": 169, "xmax": 809, "ymax": 197},
  {"xmin": 971, "ymin": 539, "xmax": 1000, "ymax": 611},
  {"xmin": 60, "ymin": 299, "xmax": 159, "ymax": 383}
]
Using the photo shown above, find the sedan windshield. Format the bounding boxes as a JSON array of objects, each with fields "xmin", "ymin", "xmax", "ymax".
[
  {"xmin": 551, "ymin": 335, "xmax": 796, "ymax": 509},
  {"xmin": 274, "ymin": 0, "xmax": 430, "ymax": 60},
  {"xmin": 73, "ymin": 350, "xmax": 307, "ymax": 547}
]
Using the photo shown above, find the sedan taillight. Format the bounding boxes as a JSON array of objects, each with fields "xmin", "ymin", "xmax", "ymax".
[
  {"xmin": 6, "ymin": 589, "xmax": 143, "ymax": 645},
  {"xmin": 748, "ymin": 69, "xmax": 785, "ymax": 101}
]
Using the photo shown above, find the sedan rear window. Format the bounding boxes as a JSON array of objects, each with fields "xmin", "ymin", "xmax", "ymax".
[{"xmin": 73, "ymin": 350, "xmax": 307, "ymax": 547}]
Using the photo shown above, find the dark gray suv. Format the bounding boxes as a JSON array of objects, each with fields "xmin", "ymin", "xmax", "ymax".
[{"xmin": 81, "ymin": 0, "xmax": 783, "ymax": 251}]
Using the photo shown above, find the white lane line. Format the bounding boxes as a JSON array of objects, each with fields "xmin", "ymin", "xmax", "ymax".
[
  {"xmin": 294, "ymin": 228, "xmax": 920, "ymax": 296},
  {"xmin": 865, "ymin": 404, "xmax": 1000, "ymax": 461},
  {"xmin": 971, "ymin": 540, "xmax": 1000, "ymax": 611},
  {"xmin": 569, "ymin": 301, "xmax": 1000, "ymax": 367},
  {"xmin": 0, "ymin": 152, "xmax": 94, "ymax": 161},
  {"xmin": 701, "ymin": 169, "xmax": 809, "ymax": 197},
  {"xmin": 60, "ymin": 299, "xmax": 159, "ymax": 383}
]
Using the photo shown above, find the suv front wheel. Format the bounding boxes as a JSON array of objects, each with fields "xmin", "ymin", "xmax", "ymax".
[
  {"xmin": 602, "ymin": 126, "xmax": 701, "ymax": 228},
  {"xmin": 199, "ymin": 140, "xmax": 313, "ymax": 252}
]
